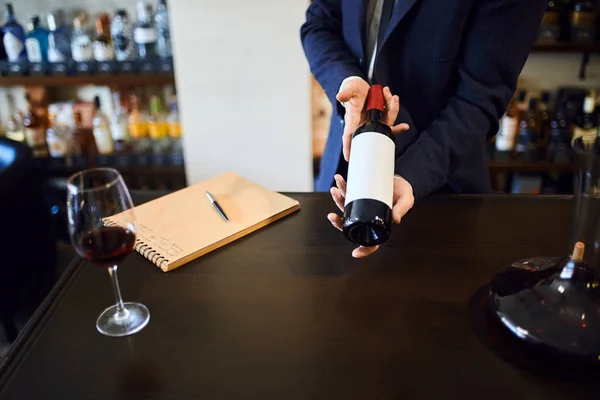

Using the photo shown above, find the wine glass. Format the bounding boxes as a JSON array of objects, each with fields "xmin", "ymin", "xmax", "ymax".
[
  {"xmin": 489, "ymin": 137, "xmax": 600, "ymax": 361},
  {"xmin": 67, "ymin": 167, "xmax": 149, "ymax": 337}
]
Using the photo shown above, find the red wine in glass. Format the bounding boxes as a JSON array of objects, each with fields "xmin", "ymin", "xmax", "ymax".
[
  {"xmin": 79, "ymin": 226, "xmax": 136, "ymax": 266},
  {"xmin": 67, "ymin": 167, "xmax": 149, "ymax": 337}
]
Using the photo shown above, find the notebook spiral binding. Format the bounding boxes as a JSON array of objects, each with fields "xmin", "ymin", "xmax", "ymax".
[{"xmin": 103, "ymin": 219, "xmax": 169, "ymax": 270}]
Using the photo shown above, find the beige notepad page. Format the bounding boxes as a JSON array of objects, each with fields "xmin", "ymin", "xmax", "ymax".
[{"xmin": 104, "ymin": 172, "xmax": 301, "ymax": 272}]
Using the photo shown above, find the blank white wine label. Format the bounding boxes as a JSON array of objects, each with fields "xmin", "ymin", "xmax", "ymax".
[
  {"xmin": 134, "ymin": 28, "xmax": 157, "ymax": 44},
  {"xmin": 344, "ymin": 131, "xmax": 394, "ymax": 209},
  {"xmin": 4, "ymin": 32, "xmax": 23, "ymax": 61}
]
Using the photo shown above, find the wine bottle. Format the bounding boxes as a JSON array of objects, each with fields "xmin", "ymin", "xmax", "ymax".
[
  {"xmin": 23, "ymin": 94, "xmax": 49, "ymax": 158},
  {"xmin": 92, "ymin": 96, "xmax": 114, "ymax": 155},
  {"xmin": 343, "ymin": 84, "xmax": 395, "ymax": 247},
  {"xmin": 515, "ymin": 98, "xmax": 540, "ymax": 161},
  {"xmin": 2, "ymin": 3, "xmax": 27, "ymax": 62},
  {"xmin": 547, "ymin": 110, "xmax": 572, "ymax": 163},
  {"xmin": 572, "ymin": 90, "xmax": 598, "ymax": 148}
]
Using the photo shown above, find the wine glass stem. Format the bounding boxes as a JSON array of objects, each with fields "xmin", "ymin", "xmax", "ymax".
[{"xmin": 108, "ymin": 265, "xmax": 126, "ymax": 316}]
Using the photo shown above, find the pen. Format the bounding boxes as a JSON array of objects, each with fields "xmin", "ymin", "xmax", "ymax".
[{"xmin": 206, "ymin": 191, "xmax": 229, "ymax": 222}]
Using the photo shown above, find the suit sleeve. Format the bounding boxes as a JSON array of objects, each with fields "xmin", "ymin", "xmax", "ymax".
[
  {"xmin": 395, "ymin": 0, "xmax": 547, "ymax": 200},
  {"xmin": 300, "ymin": 0, "xmax": 367, "ymax": 117}
]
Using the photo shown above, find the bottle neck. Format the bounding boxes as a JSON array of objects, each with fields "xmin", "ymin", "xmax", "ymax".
[
  {"xmin": 5, "ymin": 6, "xmax": 14, "ymax": 22},
  {"xmin": 73, "ymin": 19, "xmax": 85, "ymax": 34},
  {"xmin": 48, "ymin": 17, "xmax": 57, "ymax": 32},
  {"xmin": 96, "ymin": 22, "xmax": 106, "ymax": 36},
  {"xmin": 48, "ymin": 12, "xmax": 64, "ymax": 31},
  {"xmin": 366, "ymin": 109, "xmax": 384, "ymax": 123},
  {"xmin": 138, "ymin": 3, "xmax": 152, "ymax": 22}
]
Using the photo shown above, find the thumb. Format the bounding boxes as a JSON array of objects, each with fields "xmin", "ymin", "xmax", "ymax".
[
  {"xmin": 391, "ymin": 123, "xmax": 410, "ymax": 135},
  {"xmin": 392, "ymin": 195, "xmax": 414, "ymax": 224},
  {"xmin": 336, "ymin": 87, "xmax": 354, "ymax": 104}
]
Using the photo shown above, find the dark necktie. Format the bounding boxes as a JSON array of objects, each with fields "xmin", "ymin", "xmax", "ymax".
[{"xmin": 377, "ymin": 0, "xmax": 395, "ymax": 53}]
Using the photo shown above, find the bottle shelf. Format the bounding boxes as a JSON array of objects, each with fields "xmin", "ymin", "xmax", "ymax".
[
  {"xmin": 532, "ymin": 42, "xmax": 600, "ymax": 53},
  {"xmin": 313, "ymin": 157, "xmax": 575, "ymax": 178},
  {"xmin": 34, "ymin": 156, "xmax": 187, "ymax": 191},
  {"xmin": 0, "ymin": 74, "xmax": 175, "ymax": 87},
  {"xmin": 487, "ymin": 159, "xmax": 574, "ymax": 173},
  {"xmin": 37, "ymin": 163, "xmax": 185, "ymax": 177},
  {"xmin": 0, "ymin": 59, "xmax": 175, "ymax": 87},
  {"xmin": 34, "ymin": 155, "xmax": 185, "ymax": 177}
]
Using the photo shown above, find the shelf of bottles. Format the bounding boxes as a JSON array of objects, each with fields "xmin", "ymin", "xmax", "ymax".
[
  {"xmin": 9, "ymin": 87, "xmax": 186, "ymax": 191},
  {"xmin": 533, "ymin": 1, "xmax": 600, "ymax": 51},
  {"xmin": 0, "ymin": 1, "xmax": 188, "ymax": 190},
  {"xmin": 0, "ymin": 2, "xmax": 174, "ymax": 82},
  {"xmin": 488, "ymin": 86, "xmax": 597, "ymax": 194}
]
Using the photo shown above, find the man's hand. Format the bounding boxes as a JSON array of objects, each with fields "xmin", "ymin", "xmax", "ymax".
[
  {"xmin": 328, "ymin": 174, "xmax": 415, "ymax": 258},
  {"xmin": 336, "ymin": 77, "xmax": 410, "ymax": 162}
]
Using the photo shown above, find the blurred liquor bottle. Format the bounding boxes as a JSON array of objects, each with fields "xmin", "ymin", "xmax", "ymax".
[
  {"xmin": 155, "ymin": 0, "xmax": 172, "ymax": 58},
  {"xmin": 134, "ymin": 1, "xmax": 157, "ymax": 60},
  {"xmin": 23, "ymin": 94, "xmax": 49, "ymax": 158},
  {"xmin": 538, "ymin": 1, "xmax": 561, "ymax": 43},
  {"xmin": 547, "ymin": 110, "xmax": 572, "ymax": 163},
  {"xmin": 72, "ymin": 111, "xmax": 97, "ymax": 161},
  {"xmin": 128, "ymin": 93, "xmax": 151, "ymax": 156},
  {"xmin": 25, "ymin": 15, "xmax": 49, "ymax": 63},
  {"xmin": 515, "ymin": 98, "xmax": 540, "ymax": 161},
  {"xmin": 495, "ymin": 96, "xmax": 519, "ymax": 159},
  {"xmin": 515, "ymin": 90, "xmax": 528, "ymax": 121},
  {"xmin": 111, "ymin": 10, "xmax": 135, "ymax": 61},
  {"xmin": 570, "ymin": 0, "xmax": 598, "ymax": 42},
  {"xmin": 111, "ymin": 91, "xmax": 132, "ymax": 155},
  {"xmin": 93, "ymin": 14, "xmax": 115, "ymax": 62},
  {"xmin": 167, "ymin": 95, "xmax": 183, "ymax": 161},
  {"xmin": 71, "ymin": 14, "xmax": 93, "ymax": 62},
  {"xmin": 92, "ymin": 96, "xmax": 114, "ymax": 155},
  {"xmin": 148, "ymin": 93, "xmax": 170, "ymax": 159},
  {"xmin": 47, "ymin": 9, "xmax": 71, "ymax": 62},
  {"xmin": 538, "ymin": 91, "xmax": 552, "ymax": 147},
  {"xmin": 46, "ymin": 112, "xmax": 74, "ymax": 160},
  {"xmin": 572, "ymin": 90, "xmax": 598, "ymax": 147},
  {"xmin": 5, "ymin": 93, "xmax": 25, "ymax": 143}
]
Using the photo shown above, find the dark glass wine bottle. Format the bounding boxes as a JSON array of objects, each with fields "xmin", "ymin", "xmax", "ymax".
[
  {"xmin": 515, "ymin": 98, "xmax": 540, "ymax": 161},
  {"xmin": 572, "ymin": 90, "xmax": 598, "ymax": 148},
  {"xmin": 343, "ymin": 84, "xmax": 395, "ymax": 247},
  {"xmin": 547, "ymin": 110, "xmax": 572, "ymax": 163}
]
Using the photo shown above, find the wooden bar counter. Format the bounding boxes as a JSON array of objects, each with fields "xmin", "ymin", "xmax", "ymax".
[{"xmin": 1, "ymin": 193, "xmax": 598, "ymax": 399}]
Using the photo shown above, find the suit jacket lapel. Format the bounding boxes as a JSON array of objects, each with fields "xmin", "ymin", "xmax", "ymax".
[
  {"xmin": 348, "ymin": 0, "xmax": 368, "ymax": 63},
  {"xmin": 381, "ymin": 0, "xmax": 420, "ymax": 46}
]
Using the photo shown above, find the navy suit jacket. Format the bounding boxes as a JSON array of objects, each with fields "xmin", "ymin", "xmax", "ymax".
[{"xmin": 301, "ymin": 0, "xmax": 547, "ymax": 198}]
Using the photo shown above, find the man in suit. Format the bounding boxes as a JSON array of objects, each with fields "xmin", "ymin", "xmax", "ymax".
[{"xmin": 301, "ymin": 0, "xmax": 547, "ymax": 257}]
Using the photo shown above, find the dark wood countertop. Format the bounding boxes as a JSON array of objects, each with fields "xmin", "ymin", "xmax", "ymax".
[{"xmin": 1, "ymin": 193, "xmax": 598, "ymax": 399}]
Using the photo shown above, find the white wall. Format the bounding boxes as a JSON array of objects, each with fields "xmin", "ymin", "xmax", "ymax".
[
  {"xmin": 169, "ymin": 0, "xmax": 313, "ymax": 192},
  {"xmin": 520, "ymin": 53, "xmax": 600, "ymax": 91}
]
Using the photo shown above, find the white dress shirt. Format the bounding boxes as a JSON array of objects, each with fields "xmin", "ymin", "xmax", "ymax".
[{"xmin": 340, "ymin": 0, "xmax": 398, "ymax": 100}]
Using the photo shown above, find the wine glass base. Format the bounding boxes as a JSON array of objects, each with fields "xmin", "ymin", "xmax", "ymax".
[
  {"xmin": 490, "ymin": 256, "xmax": 600, "ymax": 363},
  {"xmin": 96, "ymin": 302, "xmax": 150, "ymax": 338}
]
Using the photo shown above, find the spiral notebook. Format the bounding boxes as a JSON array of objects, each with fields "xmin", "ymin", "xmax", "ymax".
[{"xmin": 104, "ymin": 172, "xmax": 301, "ymax": 272}]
